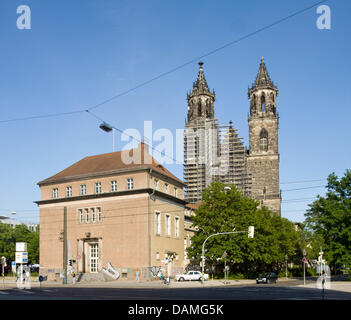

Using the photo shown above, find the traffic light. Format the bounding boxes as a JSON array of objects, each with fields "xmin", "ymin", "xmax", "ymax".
[{"xmin": 69, "ymin": 259, "xmax": 72, "ymax": 266}]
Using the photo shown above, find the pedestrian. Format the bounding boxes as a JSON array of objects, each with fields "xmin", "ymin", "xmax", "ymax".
[
  {"xmin": 322, "ymin": 271, "xmax": 326, "ymax": 288},
  {"xmin": 136, "ymin": 270, "xmax": 140, "ymax": 281},
  {"xmin": 72, "ymin": 272, "xmax": 76, "ymax": 285}
]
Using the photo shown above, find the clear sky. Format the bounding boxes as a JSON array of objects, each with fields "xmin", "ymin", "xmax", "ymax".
[{"xmin": 0, "ymin": 0, "xmax": 350, "ymax": 224}]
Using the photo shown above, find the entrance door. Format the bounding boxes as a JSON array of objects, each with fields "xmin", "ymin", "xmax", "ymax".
[{"xmin": 89, "ymin": 243, "xmax": 99, "ymax": 273}]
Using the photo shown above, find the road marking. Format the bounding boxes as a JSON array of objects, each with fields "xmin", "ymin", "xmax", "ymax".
[{"xmin": 14, "ymin": 289, "xmax": 34, "ymax": 294}]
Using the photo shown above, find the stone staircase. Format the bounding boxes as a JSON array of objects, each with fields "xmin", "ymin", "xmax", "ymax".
[{"xmin": 76, "ymin": 272, "xmax": 106, "ymax": 283}]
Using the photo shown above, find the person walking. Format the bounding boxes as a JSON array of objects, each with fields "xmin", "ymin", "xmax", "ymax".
[
  {"xmin": 322, "ymin": 270, "xmax": 327, "ymax": 298},
  {"xmin": 136, "ymin": 270, "xmax": 140, "ymax": 281}
]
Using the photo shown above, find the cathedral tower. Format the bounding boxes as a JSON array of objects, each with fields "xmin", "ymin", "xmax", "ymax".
[
  {"xmin": 184, "ymin": 62, "xmax": 218, "ymax": 203},
  {"xmin": 186, "ymin": 62, "xmax": 216, "ymax": 124},
  {"xmin": 247, "ymin": 57, "xmax": 281, "ymax": 214}
]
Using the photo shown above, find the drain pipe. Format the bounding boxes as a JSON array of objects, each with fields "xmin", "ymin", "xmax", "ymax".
[
  {"xmin": 147, "ymin": 168, "xmax": 153, "ymax": 277},
  {"xmin": 149, "ymin": 168, "xmax": 156, "ymax": 201}
]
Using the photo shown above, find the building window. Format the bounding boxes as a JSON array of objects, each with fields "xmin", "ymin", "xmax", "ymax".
[
  {"xmin": 259, "ymin": 129, "xmax": 269, "ymax": 152},
  {"xmin": 164, "ymin": 183, "xmax": 168, "ymax": 194},
  {"xmin": 165, "ymin": 214, "xmax": 171, "ymax": 237},
  {"xmin": 261, "ymin": 93, "xmax": 266, "ymax": 112},
  {"xmin": 97, "ymin": 207, "xmax": 102, "ymax": 222},
  {"xmin": 80, "ymin": 184, "xmax": 86, "ymax": 196},
  {"xmin": 95, "ymin": 182, "xmax": 102, "ymax": 194},
  {"xmin": 78, "ymin": 209, "xmax": 83, "ymax": 223},
  {"xmin": 155, "ymin": 211, "xmax": 161, "ymax": 235},
  {"xmin": 85, "ymin": 208, "xmax": 89, "ymax": 223},
  {"xmin": 91, "ymin": 208, "xmax": 96, "ymax": 223},
  {"xmin": 156, "ymin": 252, "xmax": 160, "ymax": 260},
  {"xmin": 52, "ymin": 188, "xmax": 58, "ymax": 199},
  {"xmin": 110, "ymin": 180, "xmax": 117, "ymax": 192},
  {"xmin": 184, "ymin": 238, "xmax": 187, "ymax": 259},
  {"xmin": 66, "ymin": 186, "xmax": 72, "ymax": 197},
  {"xmin": 174, "ymin": 187, "xmax": 177, "ymax": 197},
  {"xmin": 127, "ymin": 178, "xmax": 134, "ymax": 190},
  {"xmin": 154, "ymin": 179, "xmax": 158, "ymax": 190},
  {"xmin": 175, "ymin": 216, "xmax": 180, "ymax": 238}
]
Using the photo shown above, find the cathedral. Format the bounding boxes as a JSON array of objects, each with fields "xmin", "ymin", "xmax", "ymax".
[{"xmin": 184, "ymin": 58, "xmax": 281, "ymax": 215}]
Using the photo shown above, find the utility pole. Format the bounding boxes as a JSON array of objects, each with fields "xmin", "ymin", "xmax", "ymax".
[
  {"xmin": 63, "ymin": 207, "xmax": 67, "ymax": 285},
  {"xmin": 285, "ymin": 255, "xmax": 288, "ymax": 280}
]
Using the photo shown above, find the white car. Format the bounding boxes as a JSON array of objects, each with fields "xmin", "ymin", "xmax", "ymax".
[{"xmin": 175, "ymin": 271, "xmax": 209, "ymax": 282}]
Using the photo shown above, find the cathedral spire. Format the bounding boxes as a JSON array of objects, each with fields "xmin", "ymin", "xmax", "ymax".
[
  {"xmin": 186, "ymin": 62, "xmax": 216, "ymax": 122},
  {"xmin": 191, "ymin": 61, "xmax": 210, "ymax": 94},
  {"xmin": 249, "ymin": 57, "xmax": 277, "ymax": 94}
]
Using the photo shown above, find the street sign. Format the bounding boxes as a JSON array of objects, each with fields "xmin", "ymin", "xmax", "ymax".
[
  {"xmin": 15, "ymin": 252, "xmax": 28, "ymax": 264},
  {"xmin": 16, "ymin": 242, "xmax": 27, "ymax": 252},
  {"xmin": 76, "ymin": 255, "xmax": 81, "ymax": 261}
]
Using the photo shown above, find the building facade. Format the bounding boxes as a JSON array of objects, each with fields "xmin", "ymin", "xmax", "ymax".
[
  {"xmin": 36, "ymin": 143, "xmax": 186, "ymax": 280},
  {"xmin": 184, "ymin": 58, "xmax": 281, "ymax": 214}
]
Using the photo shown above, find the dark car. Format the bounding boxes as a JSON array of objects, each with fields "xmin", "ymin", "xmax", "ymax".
[{"xmin": 256, "ymin": 272, "xmax": 278, "ymax": 284}]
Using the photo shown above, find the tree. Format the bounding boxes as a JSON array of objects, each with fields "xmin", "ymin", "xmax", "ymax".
[
  {"xmin": 304, "ymin": 169, "xmax": 351, "ymax": 269},
  {"xmin": 0, "ymin": 223, "xmax": 39, "ymax": 264},
  {"xmin": 187, "ymin": 182, "xmax": 300, "ymax": 275}
]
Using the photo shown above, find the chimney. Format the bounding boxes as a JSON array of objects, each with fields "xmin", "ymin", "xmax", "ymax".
[{"xmin": 138, "ymin": 141, "xmax": 152, "ymax": 164}]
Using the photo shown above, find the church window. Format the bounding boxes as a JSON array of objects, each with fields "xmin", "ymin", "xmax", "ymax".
[
  {"xmin": 198, "ymin": 102, "xmax": 202, "ymax": 116},
  {"xmin": 259, "ymin": 129, "xmax": 268, "ymax": 152},
  {"xmin": 261, "ymin": 94, "xmax": 266, "ymax": 112}
]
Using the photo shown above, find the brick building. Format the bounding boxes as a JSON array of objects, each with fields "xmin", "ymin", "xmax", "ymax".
[{"xmin": 36, "ymin": 143, "xmax": 186, "ymax": 280}]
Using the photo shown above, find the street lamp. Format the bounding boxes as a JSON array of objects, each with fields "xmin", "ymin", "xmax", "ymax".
[
  {"xmin": 99, "ymin": 122, "xmax": 116, "ymax": 152},
  {"xmin": 303, "ymin": 248, "xmax": 307, "ymax": 285},
  {"xmin": 222, "ymin": 251, "xmax": 228, "ymax": 284},
  {"xmin": 201, "ymin": 226, "xmax": 254, "ymax": 285}
]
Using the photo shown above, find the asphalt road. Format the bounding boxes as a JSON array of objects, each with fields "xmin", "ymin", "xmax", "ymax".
[{"xmin": 0, "ymin": 280, "xmax": 350, "ymax": 300}]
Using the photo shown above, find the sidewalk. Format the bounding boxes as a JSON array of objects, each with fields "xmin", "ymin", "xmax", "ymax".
[
  {"xmin": 1, "ymin": 278, "xmax": 257, "ymax": 289},
  {"xmin": 297, "ymin": 281, "xmax": 351, "ymax": 293}
]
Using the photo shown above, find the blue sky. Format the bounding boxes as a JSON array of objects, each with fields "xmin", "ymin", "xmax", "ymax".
[{"xmin": 0, "ymin": 0, "xmax": 350, "ymax": 224}]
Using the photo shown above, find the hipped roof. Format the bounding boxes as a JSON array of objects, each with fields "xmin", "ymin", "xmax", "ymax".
[{"xmin": 38, "ymin": 143, "xmax": 183, "ymax": 186}]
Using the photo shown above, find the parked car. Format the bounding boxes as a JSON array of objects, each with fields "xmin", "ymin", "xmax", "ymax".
[
  {"xmin": 175, "ymin": 271, "xmax": 209, "ymax": 282},
  {"xmin": 256, "ymin": 272, "xmax": 278, "ymax": 284}
]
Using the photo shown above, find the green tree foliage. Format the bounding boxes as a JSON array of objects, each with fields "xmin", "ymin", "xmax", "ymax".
[
  {"xmin": 0, "ymin": 223, "xmax": 39, "ymax": 264},
  {"xmin": 304, "ymin": 169, "xmax": 351, "ymax": 268},
  {"xmin": 187, "ymin": 182, "xmax": 300, "ymax": 275}
]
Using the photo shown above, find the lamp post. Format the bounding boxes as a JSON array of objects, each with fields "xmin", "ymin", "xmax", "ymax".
[
  {"xmin": 201, "ymin": 226, "xmax": 254, "ymax": 285},
  {"xmin": 99, "ymin": 122, "xmax": 116, "ymax": 152},
  {"xmin": 303, "ymin": 248, "xmax": 306, "ymax": 285},
  {"xmin": 222, "ymin": 251, "xmax": 227, "ymax": 284}
]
